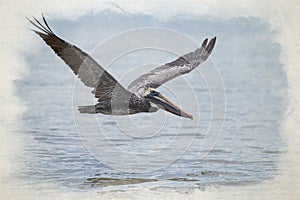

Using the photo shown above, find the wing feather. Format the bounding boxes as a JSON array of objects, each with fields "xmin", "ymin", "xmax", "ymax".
[
  {"xmin": 28, "ymin": 15, "xmax": 131, "ymax": 101},
  {"xmin": 127, "ymin": 37, "xmax": 216, "ymax": 96}
]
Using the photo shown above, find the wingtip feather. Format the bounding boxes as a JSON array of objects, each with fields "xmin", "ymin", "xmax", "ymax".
[
  {"xmin": 201, "ymin": 38, "xmax": 208, "ymax": 48},
  {"xmin": 211, "ymin": 36, "xmax": 217, "ymax": 44},
  {"xmin": 27, "ymin": 14, "xmax": 54, "ymax": 35}
]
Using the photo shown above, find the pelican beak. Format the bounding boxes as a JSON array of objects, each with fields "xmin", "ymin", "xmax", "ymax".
[{"xmin": 145, "ymin": 92, "xmax": 193, "ymax": 120}]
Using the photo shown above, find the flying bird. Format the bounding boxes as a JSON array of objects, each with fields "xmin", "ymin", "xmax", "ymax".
[{"xmin": 28, "ymin": 15, "xmax": 216, "ymax": 120}]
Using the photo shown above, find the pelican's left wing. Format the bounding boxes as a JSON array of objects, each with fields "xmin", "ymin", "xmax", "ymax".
[
  {"xmin": 28, "ymin": 15, "xmax": 132, "ymax": 102},
  {"xmin": 127, "ymin": 37, "xmax": 216, "ymax": 96}
]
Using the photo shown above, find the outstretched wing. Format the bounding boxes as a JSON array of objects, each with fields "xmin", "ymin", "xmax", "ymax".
[
  {"xmin": 127, "ymin": 37, "xmax": 216, "ymax": 96},
  {"xmin": 28, "ymin": 15, "xmax": 131, "ymax": 102}
]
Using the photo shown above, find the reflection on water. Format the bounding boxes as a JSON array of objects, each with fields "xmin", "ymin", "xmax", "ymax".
[
  {"xmin": 86, "ymin": 177, "xmax": 158, "ymax": 187},
  {"xmin": 16, "ymin": 11, "xmax": 288, "ymax": 192}
]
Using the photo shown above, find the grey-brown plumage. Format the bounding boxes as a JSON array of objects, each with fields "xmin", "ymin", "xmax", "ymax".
[
  {"xmin": 127, "ymin": 37, "xmax": 216, "ymax": 96},
  {"xmin": 28, "ymin": 15, "xmax": 216, "ymax": 119}
]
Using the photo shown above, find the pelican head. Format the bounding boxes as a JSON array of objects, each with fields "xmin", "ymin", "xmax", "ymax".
[{"xmin": 144, "ymin": 88, "xmax": 193, "ymax": 120}]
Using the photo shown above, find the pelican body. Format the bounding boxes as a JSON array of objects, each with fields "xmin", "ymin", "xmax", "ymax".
[{"xmin": 28, "ymin": 15, "xmax": 216, "ymax": 120}]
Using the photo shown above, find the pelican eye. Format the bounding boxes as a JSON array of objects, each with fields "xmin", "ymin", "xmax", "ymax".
[
  {"xmin": 150, "ymin": 90, "xmax": 159, "ymax": 96},
  {"xmin": 144, "ymin": 88, "xmax": 160, "ymax": 97}
]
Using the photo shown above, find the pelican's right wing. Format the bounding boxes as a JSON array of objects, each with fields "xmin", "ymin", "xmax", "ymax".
[
  {"xmin": 127, "ymin": 37, "xmax": 216, "ymax": 96},
  {"xmin": 28, "ymin": 15, "xmax": 131, "ymax": 101}
]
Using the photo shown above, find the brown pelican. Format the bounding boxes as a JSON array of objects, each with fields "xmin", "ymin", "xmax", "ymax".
[{"xmin": 28, "ymin": 15, "xmax": 216, "ymax": 120}]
